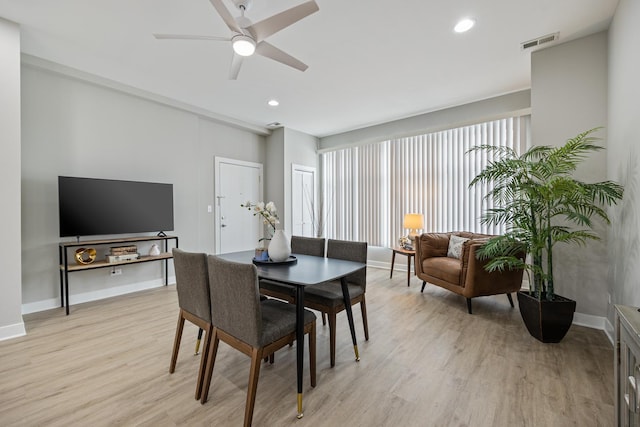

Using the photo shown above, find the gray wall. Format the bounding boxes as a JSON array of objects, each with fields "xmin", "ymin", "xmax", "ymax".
[
  {"xmin": 607, "ymin": 0, "xmax": 640, "ymax": 321},
  {"xmin": 319, "ymin": 90, "xmax": 531, "ymax": 151},
  {"xmin": 283, "ymin": 127, "xmax": 319, "ymax": 233},
  {"xmin": 530, "ymin": 32, "xmax": 609, "ymax": 319},
  {"xmin": 265, "ymin": 127, "xmax": 318, "ymax": 234},
  {"xmin": 20, "ymin": 61, "xmax": 265, "ymax": 312},
  {"xmin": 0, "ymin": 18, "xmax": 25, "ymax": 339}
]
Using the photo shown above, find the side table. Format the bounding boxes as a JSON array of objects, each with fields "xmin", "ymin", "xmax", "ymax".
[{"xmin": 390, "ymin": 246, "xmax": 416, "ymax": 287}]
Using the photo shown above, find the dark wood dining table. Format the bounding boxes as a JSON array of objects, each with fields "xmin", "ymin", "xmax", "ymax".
[{"xmin": 216, "ymin": 250, "xmax": 366, "ymax": 419}]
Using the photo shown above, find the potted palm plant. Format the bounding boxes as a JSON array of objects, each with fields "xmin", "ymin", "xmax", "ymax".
[{"xmin": 469, "ymin": 128, "xmax": 623, "ymax": 342}]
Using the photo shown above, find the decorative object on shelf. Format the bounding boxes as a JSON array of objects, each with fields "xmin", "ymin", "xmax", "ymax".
[
  {"xmin": 149, "ymin": 244, "xmax": 161, "ymax": 256},
  {"xmin": 241, "ymin": 200, "xmax": 281, "ymax": 254},
  {"xmin": 268, "ymin": 229, "xmax": 291, "ymax": 262},
  {"xmin": 469, "ymin": 127, "xmax": 624, "ymax": 342},
  {"xmin": 74, "ymin": 247, "xmax": 97, "ymax": 265}
]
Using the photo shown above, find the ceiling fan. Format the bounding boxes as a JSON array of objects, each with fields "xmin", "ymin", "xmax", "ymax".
[{"xmin": 154, "ymin": 0, "xmax": 319, "ymax": 80}]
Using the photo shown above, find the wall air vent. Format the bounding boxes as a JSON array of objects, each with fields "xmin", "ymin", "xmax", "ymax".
[{"xmin": 521, "ymin": 32, "xmax": 559, "ymax": 51}]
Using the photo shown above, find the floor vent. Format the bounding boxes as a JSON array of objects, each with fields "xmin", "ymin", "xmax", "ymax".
[{"xmin": 521, "ymin": 32, "xmax": 559, "ymax": 51}]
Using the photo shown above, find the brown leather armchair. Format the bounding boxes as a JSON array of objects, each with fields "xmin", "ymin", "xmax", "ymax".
[{"xmin": 415, "ymin": 232, "xmax": 524, "ymax": 314}]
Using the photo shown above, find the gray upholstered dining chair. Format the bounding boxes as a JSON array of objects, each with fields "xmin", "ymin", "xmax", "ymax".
[
  {"xmin": 170, "ymin": 248, "xmax": 213, "ymax": 400},
  {"xmin": 303, "ymin": 239, "xmax": 368, "ymax": 367},
  {"xmin": 259, "ymin": 236, "xmax": 325, "ymax": 302},
  {"xmin": 200, "ymin": 255, "xmax": 317, "ymax": 427}
]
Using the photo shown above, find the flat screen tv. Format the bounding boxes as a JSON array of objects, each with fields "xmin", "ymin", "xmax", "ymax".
[{"xmin": 58, "ymin": 176, "xmax": 174, "ymax": 238}]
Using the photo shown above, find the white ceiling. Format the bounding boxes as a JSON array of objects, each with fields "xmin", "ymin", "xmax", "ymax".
[{"xmin": 0, "ymin": 0, "xmax": 618, "ymax": 137}]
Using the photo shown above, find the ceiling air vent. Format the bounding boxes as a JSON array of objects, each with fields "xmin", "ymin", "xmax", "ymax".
[{"xmin": 521, "ymin": 32, "xmax": 559, "ymax": 51}]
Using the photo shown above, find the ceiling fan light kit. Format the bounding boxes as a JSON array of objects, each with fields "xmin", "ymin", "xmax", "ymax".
[
  {"xmin": 155, "ymin": 0, "xmax": 319, "ymax": 79},
  {"xmin": 232, "ymin": 34, "xmax": 256, "ymax": 56}
]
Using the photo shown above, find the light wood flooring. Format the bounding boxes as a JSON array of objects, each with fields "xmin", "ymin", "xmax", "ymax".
[{"xmin": 0, "ymin": 267, "xmax": 613, "ymax": 426}]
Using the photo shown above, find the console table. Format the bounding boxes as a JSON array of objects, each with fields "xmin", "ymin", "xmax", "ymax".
[
  {"xmin": 615, "ymin": 304, "xmax": 640, "ymax": 425},
  {"xmin": 59, "ymin": 235, "xmax": 178, "ymax": 315}
]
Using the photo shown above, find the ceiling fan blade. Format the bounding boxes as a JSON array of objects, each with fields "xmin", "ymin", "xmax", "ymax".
[
  {"xmin": 154, "ymin": 33, "xmax": 230, "ymax": 41},
  {"xmin": 208, "ymin": 0, "xmax": 243, "ymax": 34},
  {"xmin": 246, "ymin": 0, "xmax": 319, "ymax": 42},
  {"xmin": 229, "ymin": 52, "xmax": 244, "ymax": 80},
  {"xmin": 255, "ymin": 41, "xmax": 308, "ymax": 72}
]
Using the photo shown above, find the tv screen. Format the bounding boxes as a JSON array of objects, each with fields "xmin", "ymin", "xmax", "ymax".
[{"xmin": 58, "ymin": 176, "xmax": 174, "ymax": 238}]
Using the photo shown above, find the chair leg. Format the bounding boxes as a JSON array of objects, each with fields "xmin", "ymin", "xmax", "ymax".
[
  {"xmin": 195, "ymin": 324, "xmax": 213, "ymax": 400},
  {"xmin": 507, "ymin": 293, "xmax": 515, "ymax": 308},
  {"xmin": 200, "ymin": 329, "xmax": 220, "ymax": 404},
  {"xmin": 360, "ymin": 298, "xmax": 369, "ymax": 341},
  {"xmin": 195, "ymin": 328, "xmax": 203, "ymax": 355},
  {"xmin": 244, "ymin": 348, "xmax": 262, "ymax": 427},
  {"xmin": 466, "ymin": 298, "xmax": 473, "ymax": 314},
  {"xmin": 421, "ymin": 281, "xmax": 426, "ymax": 293},
  {"xmin": 170, "ymin": 310, "xmax": 185, "ymax": 373},
  {"xmin": 308, "ymin": 321, "xmax": 316, "ymax": 388},
  {"xmin": 328, "ymin": 311, "xmax": 337, "ymax": 367},
  {"xmin": 322, "ymin": 312, "xmax": 327, "ymax": 326}
]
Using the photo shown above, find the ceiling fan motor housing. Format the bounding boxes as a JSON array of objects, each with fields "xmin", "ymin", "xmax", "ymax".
[{"xmin": 233, "ymin": 0, "xmax": 252, "ymax": 11}]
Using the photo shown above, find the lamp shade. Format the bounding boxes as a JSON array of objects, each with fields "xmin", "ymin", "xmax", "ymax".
[{"xmin": 403, "ymin": 213, "xmax": 424, "ymax": 231}]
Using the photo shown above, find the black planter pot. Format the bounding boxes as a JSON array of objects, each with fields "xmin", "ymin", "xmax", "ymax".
[{"xmin": 517, "ymin": 290, "xmax": 576, "ymax": 343}]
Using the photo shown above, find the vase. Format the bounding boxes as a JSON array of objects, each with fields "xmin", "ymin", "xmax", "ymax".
[
  {"xmin": 517, "ymin": 291, "xmax": 576, "ymax": 343},
  {"xmin": 268, "ymin": 230, "xmax": 291, "ymax": 262}
]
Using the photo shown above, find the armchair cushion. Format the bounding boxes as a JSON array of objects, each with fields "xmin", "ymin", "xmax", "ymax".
[{"xmin": 423, "ymin": 256, "xmax": 462, "ymax": 285}]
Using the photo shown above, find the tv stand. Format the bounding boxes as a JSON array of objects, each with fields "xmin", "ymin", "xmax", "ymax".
[{"xmin": 59, "ymin": 235, "xmax": 178, "ymax": 315}]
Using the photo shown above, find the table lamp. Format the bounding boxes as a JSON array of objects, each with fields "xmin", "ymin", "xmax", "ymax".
[{"xmin": 403, "ymin": 213, "xmax": 424, "ymax": 240}]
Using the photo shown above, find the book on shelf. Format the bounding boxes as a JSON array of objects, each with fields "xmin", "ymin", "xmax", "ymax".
[
  {"xmin": 106, "ymin": 253, "xmax": 140, "ymax": 263},
  {"xmin": 110, "ymin": 245, "xmax": 138, "ymax": 256}
]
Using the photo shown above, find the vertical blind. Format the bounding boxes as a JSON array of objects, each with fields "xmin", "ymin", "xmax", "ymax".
[{"xmin": 320, "ymin": 116, "xmax": 529, "ymax": 247}]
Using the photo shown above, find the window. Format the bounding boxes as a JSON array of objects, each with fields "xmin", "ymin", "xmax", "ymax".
[{"xmin": 320, "ymin": 116, "xmax": 529, "ymax": 247}]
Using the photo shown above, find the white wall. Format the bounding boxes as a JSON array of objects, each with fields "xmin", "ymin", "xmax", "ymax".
[
  {"xmin": 530, "ymin": 32, "xmax": 609, "ymax": 318},
  {"xmin": 20, "ymin": 61, "xmax": 265, "ymax": 312},
  {"xmin": 607, "ymin": 0, "xmax": 640, "ymax": 320},
  {"xmin": 0, "ymin": 18, "xmax": 25, "ymax": 340}
]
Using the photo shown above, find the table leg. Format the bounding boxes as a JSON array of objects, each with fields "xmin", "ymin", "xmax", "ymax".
[
  {"xmin": 407, "ymin": 255, "xmax": 411, "ymax": 287},
  {"xmin": 390, "ymin": 251, "xmax": 396, "ymax": 279},
  {"xmin": 295, "ymin": 286, "xmax": 305, "ymax": 419},
  {"xmin": 340, "ymin": 277, "xmax": 360, "ymax": 362},
  {"xmin": 59, "ymin": 246, "xmax": 64, "ymax": 308},
  {"xmin": 63, "ymin": 249, "xmax": 70, "ymax": 315}
]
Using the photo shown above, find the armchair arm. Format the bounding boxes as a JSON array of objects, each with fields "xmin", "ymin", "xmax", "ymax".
[
  {"xmin": 461, "ymin": 240, "xmax": 524, "ymax": 297},
  {"xmin": 415, "ymin": 233, "xmax": 451, "ymax": 276}
]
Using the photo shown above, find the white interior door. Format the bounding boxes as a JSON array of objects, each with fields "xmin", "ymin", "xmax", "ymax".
[
  {"xmin": 292, "ymin": 164, "xmax": 316, "ymax": 237},
  {"xmin": 215, "ymin": 157, "xmax": 263, "ymax": 253}
]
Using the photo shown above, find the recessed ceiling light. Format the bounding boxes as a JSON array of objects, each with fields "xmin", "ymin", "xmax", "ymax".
[
  {"xmin": 454, "ymin": 18, "xmax": 475, "ymax": 33},
  {"xmin": 268, "ymin": 99, "xmax": 279, "ymax": 107}
]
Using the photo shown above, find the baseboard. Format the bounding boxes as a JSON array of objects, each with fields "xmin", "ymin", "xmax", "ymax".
[
  {"xmin": 573, "ymin": 312, "xmax": 606, "ymax": 330},
  {"xmin": 0, "ymin": 321, "xmax": 26, "ymax": 342},
  {"xmin": 367, "ymin": 260, "xmax": 393, "ymax": 270},
  {"xmin": 604, "ymin": 317, "xmax": 615, "ymax": 345},
  {"xmin": 21, "ymin": 276, "xmax": 176, "ymax": 315}
]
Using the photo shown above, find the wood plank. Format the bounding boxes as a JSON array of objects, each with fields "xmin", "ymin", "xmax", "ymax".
[{"xmin": 0, "ymin": 267, "xmax": 614, "ymax": 426}]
